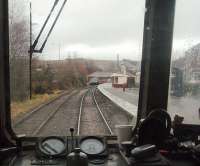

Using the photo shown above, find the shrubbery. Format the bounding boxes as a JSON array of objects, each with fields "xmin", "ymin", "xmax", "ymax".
[{"xmin": 32, "ymin": 58, "xmax": 98, "ymax": 94}]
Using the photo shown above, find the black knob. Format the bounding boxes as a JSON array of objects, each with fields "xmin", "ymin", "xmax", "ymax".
[
  {"xmin": 70, "ymin": 128, "xmax": 74, "ymax": 133},
  {"xmin": 74, "ymin": 148, "xmax": 81, "ymax": 153}
]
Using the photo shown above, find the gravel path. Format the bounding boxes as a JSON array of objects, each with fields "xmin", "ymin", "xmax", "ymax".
[
  {"xmin": 94, "ymin": 89, "xmax": 133, "ymax": 134},
  {"xmin": 79, "ymin": 89, "xmax": 110, "ymax": 136}
]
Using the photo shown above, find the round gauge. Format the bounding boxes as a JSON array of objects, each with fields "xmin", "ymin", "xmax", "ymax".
[
  {"xmin": 80, "ymin": 137, "xmax": 105, "ymax": 155},
  {"xmin": 38, "ymin": 137, "xmax": 66, "ymax": 157}
]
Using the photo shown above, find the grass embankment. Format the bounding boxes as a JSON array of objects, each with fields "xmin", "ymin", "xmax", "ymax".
[{"xmin": 11, "ymin": 91, "xmax": 62, "ymax": 120}]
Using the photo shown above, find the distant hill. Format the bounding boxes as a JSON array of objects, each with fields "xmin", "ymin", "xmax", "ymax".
[
  {"xmin": 92, "ymin": 60, "xmax": 118, "ymax": 72},
  {"xmin": 35, "ymin": 58, "xmax": 141, "ymax": 74}
]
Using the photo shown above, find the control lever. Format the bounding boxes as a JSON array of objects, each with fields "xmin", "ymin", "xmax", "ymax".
[
  {"xmin": 121, "ymin": 141, "xmax": 135, "ymax": 157},
  {"xmin": 130, "ymin": 145, "xmax": 170, "ymax": 166},
  {"xmin": 70, "ymin": 128, "xmax": 75, "ymax": 151},
  {"xmin": 131, "ymin": 144, "xmax": 157, "ymax": 159}
]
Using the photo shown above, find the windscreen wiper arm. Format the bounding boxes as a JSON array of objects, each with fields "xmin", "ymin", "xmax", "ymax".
[
  {"xmin": 37, "ymin": 0, "xmax": 68, "ymax": 53},
  {"xmin": 31, "ymin": 0, "xmax": 67, "ymax": 53}
]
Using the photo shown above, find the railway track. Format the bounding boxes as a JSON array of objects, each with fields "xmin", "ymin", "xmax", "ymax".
[
  {"xmin": 13, "ymin": 91, "xmax": 72, "ymax": 127},
  {"xmin": 13, "ymin": 90, "xmax": 80, "ymax": 136},
  {"xmin": 77, "ymin": 87, "xmax": 113, "ymax": 136},
  {"xmin": 13, "ymin": 87, "xmax": 116, "ymax": 136}
]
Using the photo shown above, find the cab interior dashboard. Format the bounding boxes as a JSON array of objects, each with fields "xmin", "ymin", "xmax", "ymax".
[
  {"xmin": 1, "ymin": 123, "xmax": 200, "ymax": 166},
  {"xmin": 0, "ymin": 135, "xmax": 126, "ymax": 166},
  {"xmin": 1, "ymin": 0, "xmax": 200, "ymax": 166}
]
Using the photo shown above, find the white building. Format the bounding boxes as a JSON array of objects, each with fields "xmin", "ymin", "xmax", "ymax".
[{"xmin": 111, "ymin": 73, "xmax": 135, "ymax": 88}]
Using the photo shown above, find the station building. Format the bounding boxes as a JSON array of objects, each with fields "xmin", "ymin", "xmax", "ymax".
[
  {"xmin": 87, "ymin": 72, "xmax": 112, "ymax": 84},
  {"xmin": 111, "ymin": 73, "xmax": 135, "ymax": 88}
]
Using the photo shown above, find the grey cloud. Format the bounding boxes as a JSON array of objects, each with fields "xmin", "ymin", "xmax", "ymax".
[
  {"xmin": 33, "ymin": 0, "xmax": 145, "ymax": 46},
  {"xmin": 174, "ymin": 0, "xmax": 200, "ymax": 39},
  {"xmin": 23, "ymin": 0, "xmax": 200, "ymax": 59}
]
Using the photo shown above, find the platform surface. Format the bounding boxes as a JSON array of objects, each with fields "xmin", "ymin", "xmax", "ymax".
[
  {"xmin": 98, "ymin": 83, "xmax": 138, "ymax": 117},
  {"xmin": 98, "ymin": 83, "xmax": 200, "ymax": 124}
]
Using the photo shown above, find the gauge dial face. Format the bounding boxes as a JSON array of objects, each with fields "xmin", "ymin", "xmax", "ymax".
[
  {"xmin": 39, "ymin": 137, "xmax": 66, "ymax": 156},
  {"xmin": 80, "ymin": 138, "xmax": 104, "ymax": 155}
]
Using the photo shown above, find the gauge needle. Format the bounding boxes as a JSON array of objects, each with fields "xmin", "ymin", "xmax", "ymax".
[
  {"xmin": 41, "ymin": 144, "xmax": 51, "ymax": 154},
  {"xmin": 43, "ymin": 143, "xmax": 58, "ymax": 154}
]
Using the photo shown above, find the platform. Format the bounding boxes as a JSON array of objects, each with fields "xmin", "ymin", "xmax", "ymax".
[
  {"xmin": 98, "ymin": 83, "xmax": 200, "ymax": 125},
  {"xmin": 98, "ymin": 83, "xmax": 138, "ymax": 118}
]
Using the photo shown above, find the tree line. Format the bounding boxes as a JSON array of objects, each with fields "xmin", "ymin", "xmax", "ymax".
[{"xmin": 32, "ymin": 58, "xmax": 99, "ymax": 94}]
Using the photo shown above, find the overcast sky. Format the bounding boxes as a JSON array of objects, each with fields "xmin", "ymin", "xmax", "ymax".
[{"xmin": 12, "ymin": 0, "xmax": 200, "ymax": 60}]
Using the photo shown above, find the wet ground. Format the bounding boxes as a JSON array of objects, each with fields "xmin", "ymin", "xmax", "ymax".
[{"xmin": 99, "ymin": 83, "xmax": 200, "ymax": 124}]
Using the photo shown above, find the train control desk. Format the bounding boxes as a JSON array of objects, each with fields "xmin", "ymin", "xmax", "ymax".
[
  {"xmin": 1, "ymin": 135, "xmax": 200, "ymax": 166},
  {"xmin": 1, "ymin": 136, "xmax": 126, "ymax": 166}
]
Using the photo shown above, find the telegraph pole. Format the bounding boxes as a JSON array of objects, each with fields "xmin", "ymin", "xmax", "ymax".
[
  {"xmin": 29, "ymin": 2, "xmax": 32, "ymax": 99},
  {"xmin": 28, "ymin": 0, "xmax": 67, "ymax": 99}
]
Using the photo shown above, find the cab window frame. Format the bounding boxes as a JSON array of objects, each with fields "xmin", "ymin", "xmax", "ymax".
[
  {"xmin": 0, "ymin": 0, "xmax": 176, "ymax": 145},
  {"xmin": 0, "ymin": 0, "xmax": 16, "ymax": 146}
]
